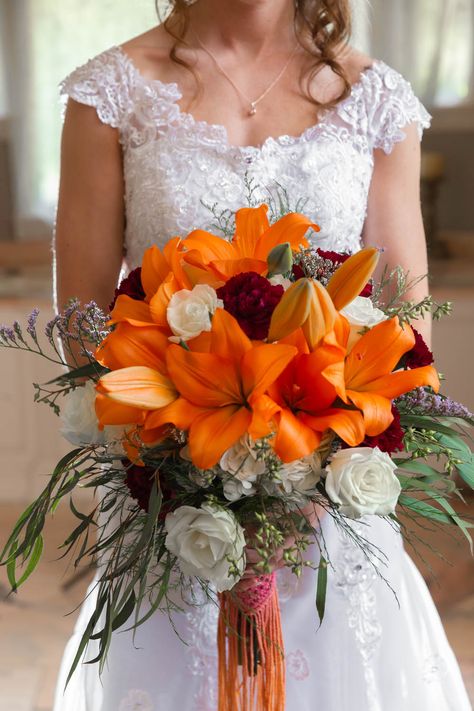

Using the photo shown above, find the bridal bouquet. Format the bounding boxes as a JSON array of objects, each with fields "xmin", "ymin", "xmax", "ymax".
[{"xmin": 1, "ymin": 202, "xmax": 473, "ymax": 711}]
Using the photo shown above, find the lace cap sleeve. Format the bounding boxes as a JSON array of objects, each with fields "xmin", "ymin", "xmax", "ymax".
[
  {"xmin": 367, "ymin": 62, "xmax": 432, "ymax": 155},
  {"xmin": 59, "ymin": 47, "xmax": 130, "ymax": 129}
]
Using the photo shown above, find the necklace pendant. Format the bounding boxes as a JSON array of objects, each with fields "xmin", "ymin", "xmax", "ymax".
[{"xmin": 248, "ymin": 102, "xmax": 257, "ymax": 117}]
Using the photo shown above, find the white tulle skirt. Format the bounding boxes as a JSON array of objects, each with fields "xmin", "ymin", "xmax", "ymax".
[{"xmin": 53, "ymin": 514, "xmax": 471, "ymax": 711}]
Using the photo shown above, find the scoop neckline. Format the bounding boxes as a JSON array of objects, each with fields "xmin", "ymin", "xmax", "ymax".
[{"xmin": 113, "ymin": 44, "xmax": 381, "ymax": 154}]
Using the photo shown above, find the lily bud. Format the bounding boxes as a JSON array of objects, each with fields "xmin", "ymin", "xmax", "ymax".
[
  {"xmin": 326, "ymin": 247, "xmax": 380, "ymax": 311},
  {"xmin": 267, "ymin": 242, "xmax": 293, "ymax": 277},
  {"xmin": 268, "ymin": 278, "xmax": 337, "ymax": 349}
]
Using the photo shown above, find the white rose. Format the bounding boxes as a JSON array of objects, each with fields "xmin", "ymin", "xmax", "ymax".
[
  {"xmin": 165, "ymin": 503, "xmax": 246, "ymax": 592},
  {"xmin": 278, "ymin": 452, "xmax": 322, "ymax": 494},
  {"xmin": 341, "ymin": 296, "xmax": 387, "ymax": 350},
  {"xmin": 60, "ymin": 381, "xmax": 124, "ymax": 447},
  {"xmin": 167, "ymin": 284, "xmax": 223, "ymax": 342},
  {"xmin": 325, "ymin": 447, "xmax": 401, "ymax": 519},
  {"xmin": 219, "ymin": 435, "xmax": 266, "ymax": 480}
]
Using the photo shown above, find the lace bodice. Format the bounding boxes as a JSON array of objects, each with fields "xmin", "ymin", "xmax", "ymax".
[{"xmin": 60, "ymin": 46, "xmax": 431, "ymax": 269}]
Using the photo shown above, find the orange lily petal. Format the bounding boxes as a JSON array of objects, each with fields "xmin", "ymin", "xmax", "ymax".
[
  {"xmin": 254, "ymin": 212, "xmax": 317, "ymax": 261},
  {"xmin": 188, "ymin": 406, "xmax": 252, "ymax": 469},
  {"xmin": 99, "ymin": 366, "xmax": 177, "ymax": 410},
  {"xmin": 148, "ymin": 274, "xmax": 180, "ymax": 330},
  {"xmin": 346, "ymin": 390, "xmax": 394, "ymax": 436},
  {"xmin": 210, "ymin": 309, "xmax": 252, "ymax": 359},
  {"xmin": 233, "ymin": 204, "xmax": 271, "ymax": 258},
  {"xmin": 300, "ymin": 408, "xmax": 365, "ymax": 447},
  {"xmin": 242, "ymin": 343, "xmax": 297, "ymax": 401},
  {"xmin": 163, "ymin": 237, "xmax": 192, "ymax": 290},
  {"xmin": 273, "ymin": 408, "xmax": 321, "ymax": 463},
  {"xmin": 326, "ymin": 247, "xmax": 380, "ymax": 311},
  {"xmin": 96, "ymin": 322, "xmax": 169, "ymax": 372},
  {"xmin": 109, "ymin": 295, "xmax": 155, "ymax": 326},
  {"xmin": 248, "ymin": 394, "xmax": 280, "ymax": 440},
  {"xmin": 345, "ymin": 318, "xmax": 415, "ymax": 390},
  {"xmin": 360, "ymin": 365, "xmax": 440, "ymax": 398},
  {"xmin": 141, "ymin": 244, "xmax": 171, "ymax": 300},
  {"xmin": 209, "ymin": 257, "xmax": 268, "ymax": 280},
  {"xmin": 166, "ymin": 345, "xmax": 242, "ymax": 407},
  {"xmin": 95, "ymin": 390, "xmax": 146, "ymax": 427},
  {"xmin": 183, "ymin": 230, "xmax": 235, "ymax": 262},
  {"xmin": 145, "ymin": 397, "xmax": 207, "ymax": 431}
]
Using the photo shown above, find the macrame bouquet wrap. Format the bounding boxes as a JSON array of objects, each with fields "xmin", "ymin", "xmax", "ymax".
[{"xmin": 218, "ymin": 572, "xmax": 285, "ymax": 711}]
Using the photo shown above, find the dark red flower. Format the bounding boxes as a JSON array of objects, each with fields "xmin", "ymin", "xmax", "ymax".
[
  {"xmin": 316, "ymin": 249, "xmax": 373, "ymax": 297},
  {"xmin": 292, "ymin": 264, "xmax": 305, "ymax": 280},
  {"xmin": 362, "ymin": 406, "xmax": 405, "ymax": 453},
  {"xmin": 216, "ymin": 271, "xmax": 284, "ymax": 340},
  {"xmin": 404, "ymin": 329, "xmax": 434, "ymax": 369},
  {"xmin": 109, "ymin": 267, "xmax": 146, "ymax": 312},
  {"xmin": 316, "ymin": 248, "xmax": 348, "ymax": 265},
  {"xmin": 123, "ymin": 460, "xmax": 156, "ymax": 512}
]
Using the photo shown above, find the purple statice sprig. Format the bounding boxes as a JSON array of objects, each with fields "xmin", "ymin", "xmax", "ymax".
[{"xmin": 396, "ymin": 388, "xmax": 474, "ymax": 425}]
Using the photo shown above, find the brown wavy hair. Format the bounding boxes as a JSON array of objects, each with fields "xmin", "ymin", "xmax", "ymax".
[{"xmin": 155, "ymin": 0, "xmax": 353, "ymax": 113}]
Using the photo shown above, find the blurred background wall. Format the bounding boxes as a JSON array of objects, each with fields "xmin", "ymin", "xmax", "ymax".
[{"xmin": 0, "ymin": 2, "xmax": 473, "ymax": 709}]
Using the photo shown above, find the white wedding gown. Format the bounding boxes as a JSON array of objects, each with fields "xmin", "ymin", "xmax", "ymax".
[{"xmin": 53, "ymin": 47, "xmax": 472, "ymax": 711}]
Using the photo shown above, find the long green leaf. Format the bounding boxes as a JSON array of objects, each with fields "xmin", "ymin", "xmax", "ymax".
[{"xmin": 316, "ymin": 556, "xmax": 328, "ymax": 627}]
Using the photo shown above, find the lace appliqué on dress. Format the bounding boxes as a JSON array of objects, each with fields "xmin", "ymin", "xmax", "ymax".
[
  {"xmin": 59, "ymin": 47, "xmax": 432, "ymax": 272},
  {"xmin": 183, "ymin": 585, "xmax": 219, "ymax": 711},
  {"xmin": 286, "ymin": 649, "xmax": 310, "ymax": 681},
  {"xmin": 335, "ymin": 522, "xmax": 383, "ymax": 711},
  {"xmin": 118, "ymin": 689, "xmax": 154, "ymax": 711}
]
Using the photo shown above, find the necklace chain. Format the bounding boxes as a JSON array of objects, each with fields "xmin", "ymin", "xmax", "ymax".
[{"xmin": 191, "ymin": 28, "xmax": 300, "ymax": 117}]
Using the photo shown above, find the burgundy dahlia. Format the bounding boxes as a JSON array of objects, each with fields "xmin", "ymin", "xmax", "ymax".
[
  {"xmin": 109, "ymin": 267, "xmax": 146, "ymax": 312},
  {"xmin": 404, "ymin": 329, "xmax": 434, "ymax": 369},
  {"xmin": 316, "ymin": 249, "xmax": 373, "ymax": 297},
  {"xmin": 217, "ymin": 271, "xmax": 284, "ymax": 340},
  {"xmin": 362, "ymin": 406, "xmax": 405, "ymax": 454},
  {"xmin": 123, "ymin": 460, "xmax": 156, "ymax": 512}
]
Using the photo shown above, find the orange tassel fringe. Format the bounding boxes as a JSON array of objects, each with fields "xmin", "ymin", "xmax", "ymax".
[{"xmin": 217, "ymin": 572, "xmax": 286, "ymax": 711}]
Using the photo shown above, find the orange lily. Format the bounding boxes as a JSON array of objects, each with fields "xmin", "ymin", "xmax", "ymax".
[
  {"xmin": 157, "ymin": 308, "xmax": 297, "ymax": 469},
  {"xmin": 326, "ymin": 247, "xmax": 380, "ymax": 311},
  {"xmin": 181, "ymin": 204, "xmax": 317, "ymax": 282},
  {"xmin": 266, "ymin": 343, "xmax": 365, "ymax": 463},
  {"xmin": 267, "ymin": 278, "xmax": 338, "ymax": 349},
  {"xmin": 327, "ymin": 317, "xmax": 440, "ymax": 436},
  {"xmin": 109, "ymin": 239, "xmax": 190, "ymax": 329}
]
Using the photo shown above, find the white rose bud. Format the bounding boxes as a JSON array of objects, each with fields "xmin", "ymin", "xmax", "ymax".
[
  {"xmin": 60, "ymin": 381, "xmax": 124, "ymax": 447},
  {"xmin": 167, "ymin": 284, "xmax": 223, "ymax": 343},
  {"xmin": 165, "ymin": 503, "xmax": 246, "ymax": 592},
  {"xmin": 340, "ymin": 296, "xmax": 387, "ymax": 350},
  {"xmin": 278, "ymin": 452, "xmax": 322, "ymax": 493},
  {"xmin": 325, "ymin": 447, "xmax": 401, "ymax": 519}
]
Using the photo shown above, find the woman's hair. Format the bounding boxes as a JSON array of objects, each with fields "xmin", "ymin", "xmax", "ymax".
[{"xmin": 155, "ymin": 0, "xmax": 353, "ymax": 113}]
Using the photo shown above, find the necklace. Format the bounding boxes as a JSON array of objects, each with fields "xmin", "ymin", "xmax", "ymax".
[{"xmin": 191, "ymin": 28, "xmax": 300, "ymax": 117}]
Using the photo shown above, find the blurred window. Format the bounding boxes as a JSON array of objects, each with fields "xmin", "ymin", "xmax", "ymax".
[{"xmin": 368, "ymin": 0, "xmax": 474, "ymax": 108}]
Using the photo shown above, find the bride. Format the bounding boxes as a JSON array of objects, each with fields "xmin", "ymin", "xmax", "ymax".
[{"xmin": 52, "ymin": 1, "xmax": 472, "ymax": 709}]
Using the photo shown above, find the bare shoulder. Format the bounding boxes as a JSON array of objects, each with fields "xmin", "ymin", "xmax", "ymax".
[
  {"xmin": 338, "ymin": 46, "xmax": 376, "ymax": 85},
  {"xmin": 119, "ymin": 24, "xmax": 187, "ymax": 83}
]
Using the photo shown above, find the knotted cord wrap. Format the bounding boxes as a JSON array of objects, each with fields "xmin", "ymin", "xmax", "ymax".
[{"xmin": 217, "ymin": 572, "xmax": 285, "ymax": 711}]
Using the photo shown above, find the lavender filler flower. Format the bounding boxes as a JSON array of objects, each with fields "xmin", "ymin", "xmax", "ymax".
[{"xmin": 397, "ymin": 388, "xmax": 474, "ymax": 422}]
